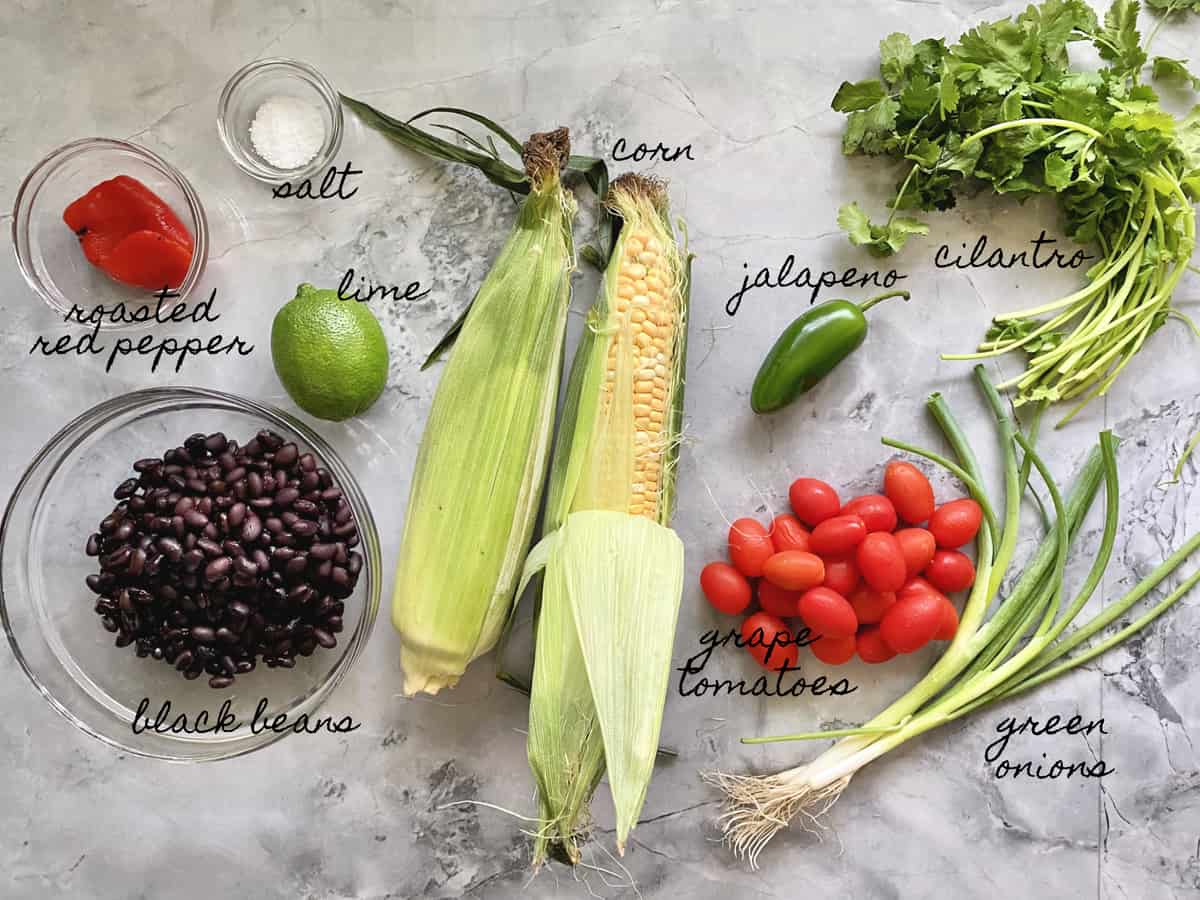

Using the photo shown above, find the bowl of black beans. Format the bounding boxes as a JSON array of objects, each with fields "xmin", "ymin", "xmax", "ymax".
[{"xmin": 0, "ymin": 388, "xmax": 381, "ymax": 760}]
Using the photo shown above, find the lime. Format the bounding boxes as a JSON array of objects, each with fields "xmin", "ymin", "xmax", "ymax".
[{"xmin": 271, "ymin": 283, "xmax": 389, "ymax": 421}]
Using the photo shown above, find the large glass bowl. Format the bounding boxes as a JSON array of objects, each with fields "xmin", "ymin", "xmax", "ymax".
[{"xmin": 0, "ymin": 389, "xmax": 380, "ymax": 761}]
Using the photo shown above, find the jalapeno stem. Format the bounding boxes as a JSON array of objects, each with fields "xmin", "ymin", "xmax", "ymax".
[{"xmin": 858, "ymin": 289, "xmax": 910, "ymax": 312}]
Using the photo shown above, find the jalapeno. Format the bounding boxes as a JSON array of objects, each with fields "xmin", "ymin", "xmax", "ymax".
[{"xmin": 750, "ymin": 290, "xmax": 909, "ymax": 414}]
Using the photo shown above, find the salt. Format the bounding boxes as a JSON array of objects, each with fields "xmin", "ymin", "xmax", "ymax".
[{"xmin": 248, "ymin": 95, "xmax": 326, "ymax": 170}]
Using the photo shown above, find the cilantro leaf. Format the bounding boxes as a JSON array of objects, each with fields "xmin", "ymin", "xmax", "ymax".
[
  {"xmin": 1152, "ymin": 56, "xmax": 1200, "ymax": 90},
  {"xmin": 986, "ymin": 318, "xmax": 1066, "ymax": 355},
  {"xmin": 832, "ymin": 79, "xmax": 888, "ymax": 112},
  {"xmin": 880, "ymin": 33, "xmax": 917, "ymax": 86},
  {"xmin": 1096, "ymin": 0, "xmax": 1146, "ymax": 75},
  {"xmin": 1144, "ymin": 0, "xmax": 1200, "ymax": 11},
  {"xmin": 837, "ymin": 202, "xmax": 929, "ymax": 257}
]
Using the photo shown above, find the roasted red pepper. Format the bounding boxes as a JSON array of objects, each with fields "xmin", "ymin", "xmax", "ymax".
[{"xmin": 63, "ymin": 175, "xmax": 195, "ymax": 291}]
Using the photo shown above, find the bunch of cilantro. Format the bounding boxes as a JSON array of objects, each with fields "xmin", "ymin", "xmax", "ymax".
[{"xmin": 833, "ymin": 0, "xmax": 1200, "ymax": 424}]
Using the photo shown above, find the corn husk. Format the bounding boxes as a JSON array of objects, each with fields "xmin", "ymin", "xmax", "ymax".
[
  {"xmin": 392, "ymin": 129, "xmax": 577, "ymax": 696},
  {"xmin": 520, "ymin": 174, "xmax": 691, "ymax": 862}
]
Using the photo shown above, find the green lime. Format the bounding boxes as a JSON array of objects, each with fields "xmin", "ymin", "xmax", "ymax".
[{"xmin": 271, "ymin": 283, "xmax": 389, "ymax": 421}]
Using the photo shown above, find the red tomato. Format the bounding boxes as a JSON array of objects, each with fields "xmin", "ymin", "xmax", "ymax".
[
  {"xmin": 763, "ymin": 550, "xmax": 825, "ymax": 591},
  {"xmin": 855, "ymin": 532, "xmax": 907, "ymax": 593},
  {"xmin": 879, "ymin": 592, "xmax": 944, "ymax": 653},
  {"xmin": 894, "ymin": 527, "xmax": 936, "ymax": 578},
  {"xmin": 935, "ymin": 595, "xmax": 960, "ymax": 640},
  {"xmin": 770, "ymin": 514, "xmax": 811, "ymax": 553},
  {"xmin": 788, "ymin": 478, "xmax": 841, "ymax": 527},
  {"xmin": 848, "ymin": 585, "xmax": 897, "ymax": 624},
  {"xmin": 884, "ymin": 460, "xmax": 936, "ymax": 524},
  {"xmin": 758, "ymin": 580, "xmax": 802, "ymax": 617},
  {"xmin": 810, "ymin": 633, "xmax": 857, "ymax": 665},
  {"xmin": 898, "ymin": 576, "xmax": 940, "ymax": 602},
  {"xmin": 856, "ymin": 626, "xmax": 897, "ymax": 663},
  {"xmin": 822, "ymin": 556, "xmax": 860, "ymax": 596},
  {"xmin": 699, "ymin": 562, "xmax": 751, "ymax": 615},
  {"xmin": 798, "ymin": 586, "xmax": 858, "ymax": 638},
  {"xmin": 841, "ymin": 494, "xmax": 898, "ymax": 533},
  {"xmin": 925, "ymin": 549, "xmax": 976, "ymax": 593},
  {"xmin": 809, "ymin": 514, "xmax": 868, "ymax": 556},
  {"xmin": 928, "ymin": 498, "xmax": 983, "ymax": 549},
  {"xmin": 741, "ymin": 612, "xmax": 799, "ymax": 671},
  {"xmin": 728, "ymin": 517, "xmax": 775, "ymax": 577}
]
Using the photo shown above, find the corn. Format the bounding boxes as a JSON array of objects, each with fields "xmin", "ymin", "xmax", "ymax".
[
  {"xmin": 520, "ymin": 174, "xmax": 691, "ymax": 864},
  {"xmin": 391, "ymin": 129, "xmax": 577, "ymax": 696}
]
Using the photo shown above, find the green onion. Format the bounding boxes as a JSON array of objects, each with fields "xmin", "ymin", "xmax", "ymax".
[{"xmin": 707, "ymin": 364, "xmax": 1200, "ymax": 868}]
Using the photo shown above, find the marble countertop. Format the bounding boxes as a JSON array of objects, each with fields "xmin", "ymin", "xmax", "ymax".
[{"xmin": 2, "ymin": 1, "xmax": 1199, "ymax": 897}]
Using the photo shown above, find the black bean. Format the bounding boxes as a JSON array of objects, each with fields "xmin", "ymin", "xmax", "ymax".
[
  {"xmin": 325, "ymin": 616, "xmax": 343, "ymax": 633},
  {"xmin": 183, "ymin": 510, "xmax": 208, "ymax": 530},
  {"xmin": 292, "ymin": 520, "xmax": 318, "ymax": 538},
  {"xmin": 285, "ymin": 556, "xmax": 309, "ymax": 578},
  {"xmin": 85, "ymin": 533, "xmax": 102, "ymax": 556},
  {"xmin": 246, "ymin": 471, "xmax": 263, "ymax": 497},
  {"xmin": 174, "ymin": 649, "xmax": 194, "ymax": 670},
  {"xmin": 189, "ymin": 626, "xmax": 216, "ymax": 643},
  {"xmin": 204, "ymin": 557, "xmax": 233, "ymax": 581},
  {"xmin": 241, "ymin": 515, "xmax": 263, "ymax": 542},
  {"xmin": 85, "ymin": 574, "xmax": 104, "ymax": 594},
  {"xmin": 172, "ymin": 515, "xmax": 186, "ymax": 538},
  {"xmin": 233, "ymin": 555, "xmax": 258, "ymax": 578},
  {"xmin": 113, "ymin": 478, "xmax": 139, "ymax": 500},
  {"xmin": 115, "ymin": 631, "xmax": 135, "ymax": 648},
  {"xmin": 209, "ymin": 675, "xmax": 234, "ymax": 689},
  {"xmin": 197, "ymin": 538, "xmax": 222, "ymax": 559},
  {"xmin": 127, "ymin": 549, "xmax": 146, "ymax": 576},
  {"xmin": 274, "ymin": 487, "xmax": 300, "ymax": 509},
  {"xmin": 133, "ymin": 457, "xmax": 161, "ymax": 473},
  {"xmin": 222, "ymin": 540, "xmax": 245, "ymax": 558},
  {"xmin": 309, "ymin": 543, "xmax": 337, "ymax": 561},
  {"xmin": 273, "ymin": 443, "xmax": 298, "ymax": 467},
  {"xmin": 301, "ymin": 471, "xmax": 321, "ymax": 492},
  {"xmin": 250, "ymin": 497, "xmax": 273, "ymax": 511},
  {"xmin": 312, "ymin": 628, "xmax": 336, "ymax": 649},
  {"xmin": 114, "ymin": 520, "xmax": 135, "ymax": 542},
  {"xmin": 293, "ymin": 499, "xmax": 319, "ymax": 518},
  {"xmin": 102, "ymin": 545, "xmax": 132, "ymax": 571},
  {"xmin": 202, "ymin": 523, "xmax": 219, "ymax": 540},
  {"xmin": 227, "ymin": 502, "xmax": 247, "ymax": 529},
  {"xmin": 205, "ymin": 433, "xmax": 228, "ymax": 453}
]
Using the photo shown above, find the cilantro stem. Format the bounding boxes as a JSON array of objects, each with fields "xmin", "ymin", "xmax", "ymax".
[{"xmin": 959, "ymin": 117, "xmax": 1104, "ymax": 148}]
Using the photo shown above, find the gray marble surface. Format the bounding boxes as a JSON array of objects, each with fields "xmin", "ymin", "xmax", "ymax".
[{"xmin": 2, "ymin": 1, "xmax": 1199, "ymax": 897}]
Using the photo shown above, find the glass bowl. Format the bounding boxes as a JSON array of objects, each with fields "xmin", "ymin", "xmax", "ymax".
[
  {"xmin": 12, "ymin": 138, "xmax": 208, "ymax": 322},
  {"xmin": 0, "ymin": 388, "xmax": 381, "ymax": 761},
  {"xmin": 217, "ymin": 58, "xmax": 343, "ymax": 183}
]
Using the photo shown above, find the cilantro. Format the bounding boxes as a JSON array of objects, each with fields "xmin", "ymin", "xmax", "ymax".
[
  {"xmin": 837, "ymin": 202, "xmax": 929, "ymax": 257},
  {"xmin": 832, "ymin": 0, "xmax": 1200, "ymax": 421}
]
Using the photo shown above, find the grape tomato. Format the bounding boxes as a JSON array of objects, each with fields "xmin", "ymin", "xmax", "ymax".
[
  {"xmin": 810, "ymin": 514, "xmax": 868, "ymax": 556},
  {"xmin": 928, "ymin": 499, "xmax": 983, "ymax": 549},
  {"xmin": 700, "ymin": 562, "xmax": 751, "ymax": 615},
  {"xmin": 841, "ymin": 494, "xmax": 898, "ymax": 533},
  {"xmin": 884, "ymin": 460, "xmax": 935, "ymax": 524},
  {"xmin": 810, "ymin": 633, "xmax": 856, "ymax": 665},
  {"xmin": 758, "ymin": 580, "xmax": 803, "ymax": 617},
  {"xmin": 741, "ymin": 612, "xmax": 799, "ymax": 671},
  {"xmin": 798, "ymin": 586, "xmax": 858, "ymax": 638},
  {"xmin": 856, "ymin": 626, "xmax": 897, "ymax": 663},
  {"xmin": 729, "ymin": 517, "xmax": 775, "ymax": 577},
  {"xmin": 763, "ymin": 550, "xmax": 825, "ymax": 591},
  {"xmin": 856, "ymin": 531, "xmax": 907, "ymax": 592},
  {"xmin": 770, "ymin": 514, "xmax": 811, "ymax": 553},
  {"xmin": 894, "ymin": 527, "xmax": 936, "ymax": 578},
  {"xmin": 788, "ymin": 478, "xmax": 841, "ymax": 526},
  {"xmin": 879, "ymin": 591, "xmax": 944, "ymax": 653},
  {"xmin": 848, "ymin": 585, "xmax": 896, "ymax": 624},
  {"xmin": 822, "ymin": 556, "xmax": 860, "ymax": 596},
  {"xmin": 925, "ymin": 549, "xmax": 976, "ymax": 593}
]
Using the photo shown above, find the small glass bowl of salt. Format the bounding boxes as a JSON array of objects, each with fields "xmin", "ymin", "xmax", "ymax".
[{"xmin": 217, "ymin": 58, "xmax": 343, "ymax": 183}]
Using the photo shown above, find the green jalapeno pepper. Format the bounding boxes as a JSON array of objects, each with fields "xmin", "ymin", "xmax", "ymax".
[{"xmin": 751, "ymin": 290, "xmax": 910, "ymax": 413}]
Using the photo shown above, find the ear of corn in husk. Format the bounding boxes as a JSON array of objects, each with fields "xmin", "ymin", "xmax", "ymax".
[
  {"xmin": 392, "ymin": 129, "xmax": 577, "ymax": 696},
  {"xmin": 519, "ymin": 174, "xmax": 691, "ymax": 863}
]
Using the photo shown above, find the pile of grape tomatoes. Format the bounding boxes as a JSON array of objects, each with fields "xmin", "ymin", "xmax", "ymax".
[{"xmin": 699, "ymin": 461, "xmax": 983, "ymax": 670}]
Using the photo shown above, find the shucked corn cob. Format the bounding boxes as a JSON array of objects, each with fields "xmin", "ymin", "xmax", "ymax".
[
  {"xmin": 392, "ymin": 129, "xmax": 577, "ymax": 696},
  {"xmin": 519, "ymin": 174, "xmax": 691, "ymax": 864}
]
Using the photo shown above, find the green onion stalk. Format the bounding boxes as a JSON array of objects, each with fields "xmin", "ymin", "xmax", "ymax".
[{"xmin": 706, "ymin": 365, "xmax": 1200, "ymax": 868}]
